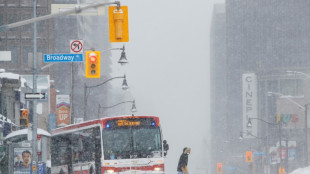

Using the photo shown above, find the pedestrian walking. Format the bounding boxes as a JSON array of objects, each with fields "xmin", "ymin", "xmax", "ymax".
[{"xmin": 177, "ymin": 147, "xmax": 191, "ymax": 174}]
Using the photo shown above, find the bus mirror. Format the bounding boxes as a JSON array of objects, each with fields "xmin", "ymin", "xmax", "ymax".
[{"xmin": 163, "ymin": 140, "xmax": 169, "ymax": 156}]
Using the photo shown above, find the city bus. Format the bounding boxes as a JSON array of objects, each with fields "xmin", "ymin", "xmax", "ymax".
[{"xmin": 50, "ymin": 115, "xmax": 169, "ymax": 174}]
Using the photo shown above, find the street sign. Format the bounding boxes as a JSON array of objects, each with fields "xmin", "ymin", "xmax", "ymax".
[
  {"xmin": 253, "ymin": 152, "xmax": 266, "ymax": 156},
  {"xmin": 44, "ymin": 54, "xmax": 83, "ymax": 62},
  {"xmin": 70, "ymin": 40, "xmax": 83, "ymax": 53},
  {"xmin": 25, "ymin": 93, "xmax": 46, "ymax": 100},
  {"xmin": 37, "ymin": 162, "xmax": 46, "ymax": 174}
]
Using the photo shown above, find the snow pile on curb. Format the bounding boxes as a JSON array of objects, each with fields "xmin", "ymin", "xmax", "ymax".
[{"xmin": 290, "ymin": 166, "xmax": 310, "ymax": 174}]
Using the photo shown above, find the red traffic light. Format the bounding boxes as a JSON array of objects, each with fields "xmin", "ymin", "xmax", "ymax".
[
  {"xmin": 89, "ymin": 52, "xmax": 97, "ymax": 63},
  {"xmin": 217, "ymin": 163, "xmax": 223, "ymax": 173}
]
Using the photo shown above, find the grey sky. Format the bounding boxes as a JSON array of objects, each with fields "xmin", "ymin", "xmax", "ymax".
[{"xmin": 110, "ymin": 0, "xmax": 223, "ymax": 173}]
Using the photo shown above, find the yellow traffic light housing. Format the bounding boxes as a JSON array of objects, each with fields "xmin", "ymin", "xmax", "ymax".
[
  {"xmin": 278, "ymin": 166, "xmax": 285, "ymax": 174},
  {"xmin": 109, "ymin": 6, "xmax": 129, "ymax": 42},
  {"xmin": 217, "ymin": 163, "xmax": 223, "ymax": 173},
  {"xmin": 246, "ymin": 151, "xmax": 253, "ymax": 162},
  {"xmin": 85, "ymin": 51, "xmax": 100, "ymax": 78},
  {"xmin": 20, "ymin": 109, "xmax": 29, "ymax": 128}
]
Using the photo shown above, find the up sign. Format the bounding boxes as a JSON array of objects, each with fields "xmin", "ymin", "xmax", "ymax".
[{"xmin": 56, "ymin": 95, "xmax": 71, "ymax": 127}]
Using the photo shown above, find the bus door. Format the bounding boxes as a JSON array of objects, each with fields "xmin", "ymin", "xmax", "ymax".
[
  {"xmin": 51, "ymin": 135, "xmax": 71, "ymax": 174},
  {"xmin": 71, "ymin": 127, "xmax": 101, "ymax": 174}
]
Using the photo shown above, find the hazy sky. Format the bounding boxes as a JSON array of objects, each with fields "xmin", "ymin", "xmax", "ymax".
[{"xmin": 110, "ymin": 0, "xmax": 223, "ymax": 173}]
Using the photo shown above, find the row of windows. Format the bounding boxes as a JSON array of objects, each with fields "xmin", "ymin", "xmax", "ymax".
[
  {"xmin": 51, "ymin": 127, "xmax": 101, "ymax": 166},
  {"xmin": 263, "ymin": 79, "xmax": 304, "ymax": 97},
  {"xmin": 0, "ymin": 44, "xmax": 48, "ymax": 65},
  {"xmin": 0, "ymin": 6, "xmax": 50, "ymax": 38}
]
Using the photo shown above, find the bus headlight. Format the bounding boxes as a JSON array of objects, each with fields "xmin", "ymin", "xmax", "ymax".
[
  {"xmin": 154, "ymin": 167, "xmax": 163, "ymax": 171},
  {"xmin": 104, "ymin": 169, "xmax": 115, "ymax": 173}
]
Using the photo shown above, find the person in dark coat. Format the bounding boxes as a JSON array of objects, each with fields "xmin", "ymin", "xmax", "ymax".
[{"xmin": 177, "ymin": 147, "xmax": 191, "ymax": 174}]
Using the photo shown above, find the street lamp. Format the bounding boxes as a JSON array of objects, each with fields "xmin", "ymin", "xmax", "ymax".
[
  {"xmin": 98, "ymin": 45, "xmax": 128, "ymax": 65},
  {"xmin": 286, "ymin": 70, "xmax": 310, "ymax": 79},
  {"xmin": 239, "ymin": 131, "xmax": 267, "ymax": 140},
  {"xmin": 118, "ymin": 45, "xmax": 128, "ymax": 65},
  {"xmin": 267, "ymin": 92, "xmax": 305, "ymax": 109},
  {"xmin": 97, "ymin": 100, "xmax": 137, "ymax": 118},
  {"xmin": 84, "ymin": 75, "xmax": 128, "ymax": 121}
]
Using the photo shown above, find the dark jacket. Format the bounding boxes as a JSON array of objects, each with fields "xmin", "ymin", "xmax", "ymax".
[{"xmin": 177, "ymin": 153, "xmax": 188, "ymax": 172}]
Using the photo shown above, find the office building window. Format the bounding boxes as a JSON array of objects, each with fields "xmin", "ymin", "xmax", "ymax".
[
  {"xmin": 0, "ymin": 1, "xmax": 5, "ymax": 6},
  {"xmin": 37, "ymin": 20, "xmax": 46, "ymax": 33},
  {"xmin": 7, "ymin": 0, "xmax": 19, "ymax": 6},
  {"xmin": 0, "ymin": 14, "xmax": 3, "ymax": 25},
  {"xmin": 21, "ymin": 0, "xmax": 32, "ymax": 6},
  {"xmin": 0, "ymin": 40, "xmax": 5, "ymax": 50},
  {"xmin": 7, "ymin": 46, "xmax": 18, "ymax": 64},
  {"xmin": 280, "ymin": 79, "xmax": 303, "ymax": 96},
  {"xmin": 23, "ymin": 46, "xmax": 32, "ymax": 65},
  {"xmin": 8, "ymin": 14, "xmax": 18, "ymax": 31},
  {"xmin": 22, "ymin": 13, "xmax": 32, "ymax": 32}
]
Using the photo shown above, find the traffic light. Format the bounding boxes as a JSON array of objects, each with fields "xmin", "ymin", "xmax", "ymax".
[
  {"xmin": 217, "ymin": 163, "xmax": 223, "ymax": 173},
  {"xmin": 246, "ymin": 151, "xmax": 253, "ymax": 162},
  {"xmin": 109, "ymin": 6, "xmax": 129, "ymax": 42},
  {"xmin": 20, "ymin": 109, "xmax": 29, "ymax": 128},
  {"xmin": 278, "ymin": 166, "xmax": 285, "ymax": 174},
  {"xmin": 85, "ymin": 51, "xmax": 100, "ymax": 78}
]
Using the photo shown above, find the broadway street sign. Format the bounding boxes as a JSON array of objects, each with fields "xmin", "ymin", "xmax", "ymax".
[
  {"xmin": 44, "ymin": 54, "xmax": 83, "ymax": 62},
  {"xmin": 25, "ymin": 93, "xmax": 46, "ymax": 100}
]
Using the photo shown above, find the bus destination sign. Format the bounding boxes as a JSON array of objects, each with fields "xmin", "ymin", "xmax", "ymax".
[{"xmin": 117, "ymin": 120, "xmax": 141, "ymax": 126}]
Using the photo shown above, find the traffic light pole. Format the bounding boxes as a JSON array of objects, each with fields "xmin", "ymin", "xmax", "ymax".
[
  {"xmin": 32, "ymin": 0, "xmax": 38, "ymax": 173},
  {"xmin": 0, "ymin": 1, "xmax": 121, "ymax": 32},
  {"xmin": 305, "ymin": 104, "xmax": 309, "ymax": 167}
]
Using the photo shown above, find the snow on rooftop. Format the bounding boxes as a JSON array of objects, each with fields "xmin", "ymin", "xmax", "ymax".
[
  {"xmin": 290, "ymin": 166, "xmax": 310, "ymax": 174},
  {"xmin": 0, "ymin": 72, "xmax": 19, "ymax": 80},
  {"xmin": 0, "ymin": 114, "xmax": 15, "ymax": 124},
  {"xmin": 20, "ymin": 77, "xmax": 27, "ymax": 88}
]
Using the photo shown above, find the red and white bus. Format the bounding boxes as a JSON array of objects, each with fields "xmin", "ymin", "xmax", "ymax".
[{"xmin": 50, "ymin": 115, "xmax": 168, "ymax": 174}]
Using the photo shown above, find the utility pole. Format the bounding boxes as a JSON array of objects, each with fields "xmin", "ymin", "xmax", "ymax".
[
  {"xmin": 32, "ymin": 0, "xmax": 38, "ymax": 173},
  {"xmin": 84, "ymin": 82, "xmax": 87, "ymax": 121},
  {"xmin": 279, "ymin": 122, "xmax": 282, "ymax": 169},
  {"xmin": 71, "ymin": 63, "xmax": 74, "ymax": 124},
  {"xmin": 305, "ymin": 104, "xmax": 309, "ymax": 166}
]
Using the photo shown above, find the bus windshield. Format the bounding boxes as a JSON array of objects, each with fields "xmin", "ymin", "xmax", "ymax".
[{"xmin": 102, "ymin": 126, "xmax": 162, "ymax": 160}]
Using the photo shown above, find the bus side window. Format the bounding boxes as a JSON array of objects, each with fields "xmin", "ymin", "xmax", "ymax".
[{"xmin": 71, "ymin": 133, "xmax": 80, "ymax": 164}]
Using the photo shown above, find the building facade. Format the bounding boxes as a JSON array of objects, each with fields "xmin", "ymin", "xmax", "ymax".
[
  {"xmin": 0, "ymin": 0, "xmax": 54, "ymax": 129},
  {"xmin": 211, "ymin": 1, "xmax": 310, "ymax": 173}
]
